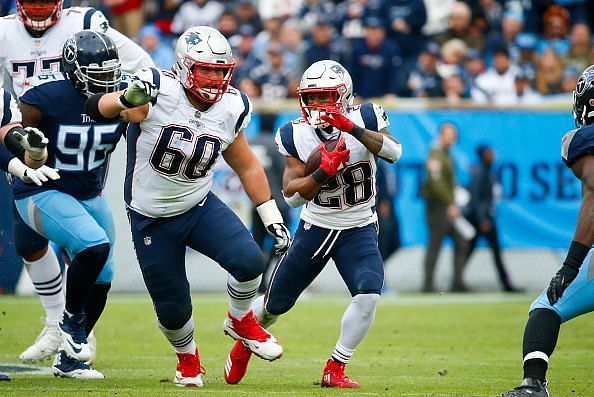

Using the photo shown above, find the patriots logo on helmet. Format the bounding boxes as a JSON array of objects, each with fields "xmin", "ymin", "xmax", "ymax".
[
  {"xmin": 185, "ymin": 32, "xmax": 203, "ymax": 52},
  {"xmin": 63, "ymin": 37, "xmax": 77, "ymax": 64},
  {"xmin": 329, "ymin": 64, "xmax": 345, "ymax": 79}
]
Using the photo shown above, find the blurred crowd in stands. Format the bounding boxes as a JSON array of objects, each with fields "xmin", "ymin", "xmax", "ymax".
[{"xmin": 2, "ymin": 0, "xmax": 594, "ymax": 105}]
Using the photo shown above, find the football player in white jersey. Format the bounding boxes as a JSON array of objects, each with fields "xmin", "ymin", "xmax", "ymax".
[
  {"xmin": 223, "ymin": 60, "xmax": 403, "ymax": 388},
  {"xmin": 0, "ymin": 0, "xmax": 154, "ymax": 363},
  {"xmin": 85, "ymin": 26, "xmax": 290, "ymax": 387}
]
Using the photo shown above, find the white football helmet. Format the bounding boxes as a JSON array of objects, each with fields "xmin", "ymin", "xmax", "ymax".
[
  {"xmin": 173, "ymin": 26, "xmax": 235, "ymax": 103},
  {"xmin": 296, "ymin": 60, "xmax": 354, "ymax": 127}
]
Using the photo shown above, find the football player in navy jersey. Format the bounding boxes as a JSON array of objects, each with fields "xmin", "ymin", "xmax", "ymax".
[
  {"xmin": 498, "ymin": 65, "xmax": 594, "ymax": 397},
  {"xmin": 223, "ymin": 60, "xmax": 403, "ymax": 388},
  {"xmin": 12, "ymin": 30, "xmax": 128, "ymax": 379}
]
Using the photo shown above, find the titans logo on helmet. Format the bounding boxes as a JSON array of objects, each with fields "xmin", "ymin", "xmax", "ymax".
[
  {"xmin": 63, "ymin": 37, "xmax": 77, "ymax": 64},
  {"xmin": 185, "ymin": 32, "xmax": 202, "ymax": 52}
]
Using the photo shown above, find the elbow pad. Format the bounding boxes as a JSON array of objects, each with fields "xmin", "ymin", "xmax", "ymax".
[
  {"xmin": 85, "ymin": 94, "xmax": 119, "ymax": 123},
  {"xmin": 378, "ymin": 136, "xmax": 402, "ymax": 163},
  {"xmin": 284, "ymin": 191, "xmax": 308, "ymax": 208}
]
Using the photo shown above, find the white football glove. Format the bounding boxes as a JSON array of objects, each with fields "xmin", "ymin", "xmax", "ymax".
[
  {"xmin": 7, "ymin": 158, "xmax": 60, "ymax": 186},
  {"xmin": 257, "ymin": 199, "xmax": 291, "ymax": 255},
  {"xmin": 119, "ymin": 67, "xmax": 159, "ymax": 108},
  {"xmin": 12, "ymin": 127, "xmax": 48, "ymax": 161}
]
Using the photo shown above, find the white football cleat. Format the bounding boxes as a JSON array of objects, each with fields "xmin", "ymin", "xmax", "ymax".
[
  {"xmin": 52, "ymin": 350, "xmax": 104, "ymax": 379},
  {"xmin": 20, "ymin": 318, "xmax": 62, "ymax": 362},
  {"xmin": 223, "ymin": 311, "xmax": 283, "ymax": 361},
  {"xmin": 85, "ymin": 330, "xmax": 97, "ymax": 365}
]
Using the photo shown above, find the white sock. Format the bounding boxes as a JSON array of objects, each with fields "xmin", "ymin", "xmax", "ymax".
[
  {"xmin": 158, "ymin": 316, "xmax": 196, "ymax": 354},
  {"xmin": 332, "ymin": 294, "xmax": 380, "ymax": 364},
  {"xmin": 24, "ymin": 247, "xmax": 65, "ymax": 327},
  {"xmin": 227, "ymin": 274, "xmax": 260, "ymax": 320},
  {"xmin": 252, "ymin": 294, "xmax": 278, "ymax": 328}
]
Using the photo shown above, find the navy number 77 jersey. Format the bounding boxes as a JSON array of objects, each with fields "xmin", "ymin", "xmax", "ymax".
[{"xmin": 12, "ymin": 72, "xmax": 129, "ymax": 200}]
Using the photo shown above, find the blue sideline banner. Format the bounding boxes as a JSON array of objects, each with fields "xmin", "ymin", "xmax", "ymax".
[{"xmin": 274, "ymin": 110, "xmax": 579, "ymax": 248}]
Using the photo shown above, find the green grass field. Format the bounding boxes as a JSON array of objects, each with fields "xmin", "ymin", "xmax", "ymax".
[{"xmin": 0, "ymin": 293, "xmax": 592, "ymax": 396}]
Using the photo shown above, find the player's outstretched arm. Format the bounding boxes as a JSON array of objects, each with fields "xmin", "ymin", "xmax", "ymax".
[
  {"xmin": 547, "ymin": 155, "xmax": 594, "ymax": 305},
  {"xmin": 320, "ymin": 107, "xmax": 402, "ymax": 163},
  {"xmin": 223, "ymin": 131, "xmax": 290, "ymax": 254}
]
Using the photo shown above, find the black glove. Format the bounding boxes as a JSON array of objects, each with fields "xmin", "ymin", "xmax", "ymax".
[
  {"xmin": 266, "ymin": 223, "xmax": 290, "ymax": 255},
  {"xmin": 547, "ymin": 264, "xmax": 579, "ymax": 305}
]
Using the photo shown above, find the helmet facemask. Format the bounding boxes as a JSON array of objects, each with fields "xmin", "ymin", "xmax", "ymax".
[
  {"xmin": 17, "ymin": 0, "xmax": 63, "ymax": 32},
  {"xmin": 182, "ymin": 57, "xmax": 235, "ymax": 103},
  {"xmin": 74, "ymin": 58, "xmax": 122, "ymax": 97},
  {"xmin": 297, "ymin": 84, "xmax": 348, "ymax": 129}
]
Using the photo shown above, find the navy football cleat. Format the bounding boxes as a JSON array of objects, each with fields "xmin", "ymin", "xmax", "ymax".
[
  {"xmin": 52, "ymin": 350, "xmax": 104, "ymax": 379},
  {"xmin": 58, "ymin": 311, "xmax": 91, "ymax": 362},
  {"xmin": 499, "ymin": 378, "xmax": 550, "ymax": 397}
]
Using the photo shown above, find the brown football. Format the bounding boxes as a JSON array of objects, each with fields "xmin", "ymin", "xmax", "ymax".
[{"xmin": 304, "ymin": 138, "xmax": 342, "ymax": 176}]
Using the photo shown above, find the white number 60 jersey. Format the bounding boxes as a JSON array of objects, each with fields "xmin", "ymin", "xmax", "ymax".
[
  {"xmin": 275, "ymin": 102, "xmax": 390, "ymax": 230},
  {"xmin": 125, "ymin": 68, "xmax": 252, "ymax": 218}
]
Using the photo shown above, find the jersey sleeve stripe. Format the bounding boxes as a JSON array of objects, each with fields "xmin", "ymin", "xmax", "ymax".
[
  {"xmin": 360, "ymin": 103, "xmax": 378, "ymax": 132},
  {"xmin": 1, "ymin": 91, "xmax": 12, "ymax": 127},
  {"xmin": 150, "ymin": 68, "xmax": 160, "ymax": 105},
  {"xmin": 83, "ymin": 8, "xmax": 96, "ymax": 29},
  {"xmin": 279, "ymin": 123, "xmax": 299, "ymax": 158},
  {"xmin": 234, "ymin": 92, "xmax": 250, "ymax": 134}
]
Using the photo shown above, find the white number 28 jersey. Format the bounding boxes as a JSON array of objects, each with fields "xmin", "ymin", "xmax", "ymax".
[
  {"xmin": 125, "ymin": 68, "xmax": 252, "ymax": 218},
  {"xmin": 275, "ymin": 103, "xmax": 389, "ymax": 230},
  {"xmin": 0, "ymin": 7, "xmax": 154, "ymax": 98}
]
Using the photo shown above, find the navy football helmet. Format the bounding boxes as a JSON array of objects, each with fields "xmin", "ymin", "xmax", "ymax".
[
  {"xmin": 573, "ymin": 65, "xmax": 594, "ymax": 127},
  {"xmin": 62, "ymin": 30, "xmax": 121, "ymax": 97}
]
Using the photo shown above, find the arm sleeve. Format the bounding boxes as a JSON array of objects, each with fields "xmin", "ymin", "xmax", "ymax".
[
  {"xmin": 0, "ymin": 144, "xmax": 15, "ymax": 172},
  {"xmin": 91, "ymin": 10, "xmax": 155, "ymax": 72},
  {"xmin": 1, "ymin": 89, "xmax": 21, "ymax": 126}
]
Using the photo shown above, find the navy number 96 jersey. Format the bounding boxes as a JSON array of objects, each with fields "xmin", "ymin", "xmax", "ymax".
[{"xmin": 12, "ymin": 72, "xmax": 129, "ymax": 200}]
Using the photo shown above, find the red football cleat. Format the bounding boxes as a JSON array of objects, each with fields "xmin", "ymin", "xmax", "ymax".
[
  {"xmin": 223, "ymin": 311, "xmax": 283, "ymax": 361},
  {"xmin": 174, "ymin": 348, "xmax": 206, "ymax": 387},
  {"xmin": 321, "ymin": 359, "xmax": 360, "ymax": 388},
  {"xmin": 224, "ymin": 340, "xmax": 253, "ymax": 384}
]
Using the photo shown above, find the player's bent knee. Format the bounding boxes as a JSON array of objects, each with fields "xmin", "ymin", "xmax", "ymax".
[
  {"xmin": 352, "ymin": 293, "xmax": 380, "ymax": 320},
  {"xmin": 351, "ymin": 270, "xmax": 384, "ymax": 296},
  {"xmin": 155, "ymin": 300, "xmax": 192, "ymax": 330},
  {"xmin": 73, "ymin": 243, "xmax": 110, "ymax": 274},
  {"xmin": 227, "ymin": 245, "xmax": 266, "ymax": 282}
]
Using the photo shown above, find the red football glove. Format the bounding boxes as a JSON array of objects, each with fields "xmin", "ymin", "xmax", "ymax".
[
  {"xmin": 319, "ymin": 137, "xmax": 350, "ymax": 177},
  {"xmin": 320, "ymin": 107, "xmax": 355, "ymax": 132}
]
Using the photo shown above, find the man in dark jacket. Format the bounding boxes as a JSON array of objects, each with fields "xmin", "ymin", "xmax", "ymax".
[{"xmin": 463, "ymin": 145, "xmax": 520, "ymax": 292}]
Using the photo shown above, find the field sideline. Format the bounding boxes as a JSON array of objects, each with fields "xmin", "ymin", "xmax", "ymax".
[{"xmin": 0, "ymin": 293, "xmax": 592, "ymax": 396}]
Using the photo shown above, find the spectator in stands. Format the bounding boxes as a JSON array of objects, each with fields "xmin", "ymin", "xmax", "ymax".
[
  {"xmin": 443, "ymin": 73, "xmax": 468, "ymax": 105},
  {"xmin": 257, "ymin": 0, "xmax": 302, "ymax": 20},
  {"xmin": 138, "ymin": 25, "xmax": 174, "ymax": 70},
  {"xmin": 336, "ymin": 0, "xmax": 374, "ymax": 41},
  {"xmin": 561, "ymin": 66, "xmax": 580, "ymax": 93},
  {"xmin": 280, "ymin": 21, "xmax": 306, "ymax": 79},
  {"xmin": 303, "ymin": 15, "xmax": 344, "ymax": 67},
  {"xmin": 436, "ymin": 2, "xmax": 484, "ymax": 53},
  {"xmin": 104, "ymin": 0, "xmax": 144, "ymax": 38},
  {"xmin": 171, "ymin": 0, "xmax": 224, "ymax": 34},
  {"xmin": 381, "ymin": 0, "xmax": 427, "ymax": 73},
  {"xmin": 231, "ymin": 24, "xmax": 262, "ymax": 85},
  {"xmin": 238, "ymin": 77, "xmax": 261, "ymax": 99},
  {"xmin": 513, "ymin": 71, "xmax": 541, "ymax": 104},
  {"xmin": 564, "ymin": 23, "xmax": 592, "ymax": 74},
  {"xmin": 462, "ymin": 48, "xmax": 485, "ymax": 96},
  {"xmin": 297, "ymin": 0, "xmax": 336, "ymax": 33},
  {"xmin": 535, "ymin": 48, "xmax": 564, "ymax": 95},
  {"xmin": 471, "ymin": 47, "xmax": 517, "ymax": 105},
  {"xmin": 250, "ymin": 42, "xmax": 292, "ymax": 102},
  {"xmin": 252, "ymin": 16, "xmax": 284, "ymax": 59},
  {"xmin": 471, "ymin": 0, "xmax": 504, "ymax": 35},
  {"xmin": 422, "ymin": 124, "xmax": 469, "ymax": 292},
  {"xmin": 438, "ymin": 38, "xmax": 467, "ymax": 79},
  {"xmin": 536, "ymin": 4, "xmax": 571, "ymax": 57},
  {"xmin": 484, "ymin": 8, "xmax": 524, "ymax": 62},
  {"xmin": 217, "ymin": 9, "xmax": 239, "ymax": 38},
  {"xmin": 407, "ymin": 42, "xmax": 443, "ymax": 98},
  {"xmin": 349, "ymin": 16, "xmax": 401, "ymax": 99},
  {"xmin": 235, "ymin": 0, "xmax": 262, "ymax": 33},
  {"xmin": 463, "ymin": 145, "xmax": 521, "ymax": 292},
  {"xmin": 515, "ymin": 33, "xmax": 538, "ymax": 86}
]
